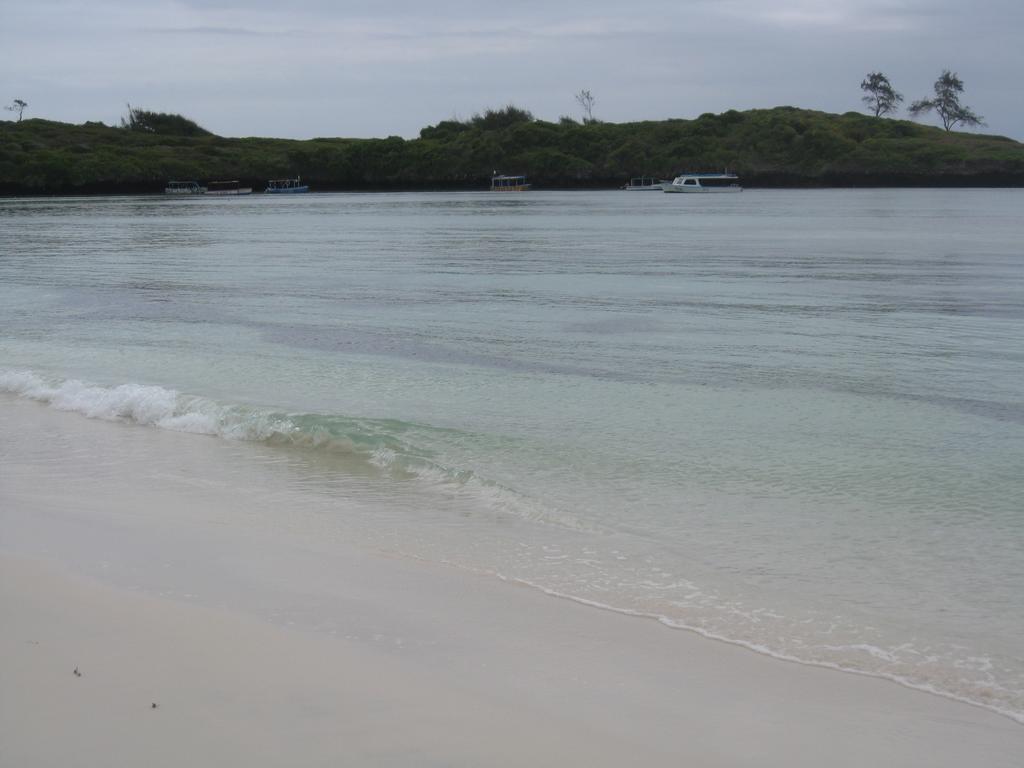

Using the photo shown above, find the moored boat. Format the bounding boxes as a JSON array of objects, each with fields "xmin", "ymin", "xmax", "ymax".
[
  {"xmin": 265, "ymin": 177, "xmax": 309, "ymax": 194},
  {"xmin": 164, "ymin": 180, "xmax": 206, "ymax": 195},
  {"xmin": 206, "ymin": 180, "xmax": 253, "ymax": 196},
  {"xmin": 662, "ymin": 172, "xmax": 742, "ymax": 193},
  {"xmin": 490, "ymin": 174, "xmax": 530, "ymax": 192},
  {"xmin": 622, "ymin": 176, "xmax": 668, "ymax": 191}
]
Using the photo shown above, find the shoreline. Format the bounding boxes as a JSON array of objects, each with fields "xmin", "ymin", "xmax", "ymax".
[
  {"xmin": 4, "ymin": 369, "xmax": 1023, "ymax": 723},
  {"xmin": 5, "ymin": 549, "xmax": 1024, "ymax": 767},
  {"xmin": 4, "ymin": 177, "xmax": 1024, "ymax": 198},
  {"xmin": 6, "ymin": 554, "xmax": 1024, "ymax": 767},
  {"xmin": 3, "ymin": 397, "xmax": 1024, "ymax": 765},
  {"xmin": 515, "ymin": 577, "xmax": 1024, "ymax": 729},
  {"xmin": 5, "ymin": 108, "xmax": 1024, "ymax": 197}
]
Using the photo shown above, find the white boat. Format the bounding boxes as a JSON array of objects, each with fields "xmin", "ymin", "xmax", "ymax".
[
  {"xmin": 662, "ymin": 172, "xmax": 742, "ymax": 193},
  {"xmin": 206, "ymin": 180, "xmax": 253, "ymax": 196},
  {"xmin": 622, "ymin": 176, "xmax": 667, "ymax": 191},
  {"xmin": 490, "ymin": 174, "xmax": 530, "ymax": 192},
  {"xmin": 164, "ymin": 180, "xmax": 206, "ymax": 195}
]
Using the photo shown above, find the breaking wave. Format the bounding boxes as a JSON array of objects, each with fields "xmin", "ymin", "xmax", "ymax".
[{"xmin": 0, "ymin": 368, "xmax": 595, "ymax": 533}]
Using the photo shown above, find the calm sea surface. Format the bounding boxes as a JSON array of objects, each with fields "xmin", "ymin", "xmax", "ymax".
[{"xmin": 2, "ymin": 189, "xmax": 1023, "ymax": 720}]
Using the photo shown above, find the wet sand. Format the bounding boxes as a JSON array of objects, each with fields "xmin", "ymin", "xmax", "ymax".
[{"xmin": 2, "ymin": 397, "xmax": 1023, "ymax": 767}]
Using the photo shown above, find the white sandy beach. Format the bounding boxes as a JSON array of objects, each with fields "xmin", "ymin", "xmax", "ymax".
[{"xmin": 3, "ymin": 396, "xmax": 1024, "ymax": 767}]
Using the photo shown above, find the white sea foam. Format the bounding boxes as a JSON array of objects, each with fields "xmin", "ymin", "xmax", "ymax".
[
  {"xmin": 506, "ymin": 576, "xmax": 1024, "ymax": 726},
  {"xmin": 0, "ymin": 372, "xmax": 342, "ymax": 450},
  {"xmin": 1, "ymin": 370, "xmax": 260, "ymax": 440},
  {"xmin": 385, "ymin": 449, "xmax": 606, "ymax": 534}
]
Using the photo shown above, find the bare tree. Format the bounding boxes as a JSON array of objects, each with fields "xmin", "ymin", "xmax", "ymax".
[
  {"xmin": 860, "ymin": 72, "xmax": 902, "ymax": 117},
  {"xmin": 5, "ymin": 98, "xmax": 28, "ymax": 121},
  {"xmin": 909, "ymin": 70, "xmax": 984, "ymax": 132},
  {"xmin": 575, "ymin": 89, "xmax": 596, "ymax": 123}
]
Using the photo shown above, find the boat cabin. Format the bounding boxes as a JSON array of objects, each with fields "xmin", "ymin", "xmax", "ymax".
[
  {"xmin": 164, "ymin": 180, "xmax": 205, "ymax": 194},
  {"xmin": 623, "ymin": 176, "xmax": 663, "ymax": 190},
  {"xmin": 206, "ymin": 180, "xmax": 253, "ymax": 196},
  {"xmin": 265, "ymin": 177, "xmax": 309, "ymax": 194},
  {"xmin": 490, "ymin": 174, "xmax": 531, "ymax": 192},
  {"xmin": 663, "ymin": 172, "xmax": 742, "ymax": 193}
]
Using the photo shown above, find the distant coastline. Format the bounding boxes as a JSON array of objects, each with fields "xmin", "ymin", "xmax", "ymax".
[{"xmin": 3, "ymin": 106, "xmax": 1023, "ymax": 195}]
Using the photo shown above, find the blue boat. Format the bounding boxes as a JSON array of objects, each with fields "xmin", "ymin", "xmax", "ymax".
[{"xmin": 265, "ymin": 177, "xmax": 309, "ymax": 194}]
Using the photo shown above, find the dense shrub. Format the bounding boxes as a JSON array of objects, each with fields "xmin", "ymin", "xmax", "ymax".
[
  {"xmin": 2, "ymin": 106, "xmax": 1022, "ymax": 193},
  {"xmin": 120, "ymin": 106, "xmax": 211, "ymax": 137}
]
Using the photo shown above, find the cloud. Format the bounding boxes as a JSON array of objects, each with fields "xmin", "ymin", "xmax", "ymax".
[
  {"xmin": 141, "ymin": 25, "xmax": 273, "ymax": 36},
  {"xmin": 712, "ymin": 0, "xmax": 921, "ymax": 31},
  {"xmin": 1, "ymin": 0, "xmax": 1021, "ymax": 140}
]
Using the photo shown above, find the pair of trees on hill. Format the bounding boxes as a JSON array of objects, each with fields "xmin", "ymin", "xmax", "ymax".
[{"xmin": 860, "ymin": 70, "xmax": 984, "ymax": 131}]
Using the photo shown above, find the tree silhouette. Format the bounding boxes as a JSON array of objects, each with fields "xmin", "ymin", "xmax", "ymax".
[
  {"xmin": 5, "ymin": 99, "xmax": 28, "ymax": 121},
  {"xmin": 575, "ymin": 89, "xmax": 596, "ymax": 123},
  {"xmin": 909, "ymin": 70, "xmax": 984, "ymax": 132},
  {"xmin": 860, "ymin": 73, "xmax": 902, "ymax": 117}
]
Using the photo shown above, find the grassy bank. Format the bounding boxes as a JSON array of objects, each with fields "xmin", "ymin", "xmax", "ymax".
[{"xmin": 2, "ymin": 106, "xmax": 1023, "ymax": 194}]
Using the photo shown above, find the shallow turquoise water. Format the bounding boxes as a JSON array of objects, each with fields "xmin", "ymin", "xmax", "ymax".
[{"xmin": 2, "ymin": 189, "xmax": 1023, "ymax": 719}]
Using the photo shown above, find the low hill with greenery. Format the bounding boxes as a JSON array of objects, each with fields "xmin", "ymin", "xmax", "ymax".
[{"xmin": 2, "ymin": 106, "xmax": 1023, "ymax": 194}]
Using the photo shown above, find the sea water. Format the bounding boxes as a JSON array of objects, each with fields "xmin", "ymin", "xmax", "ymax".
[{"xmin": 1, "ymin": 189, "xmax": 1022, "ymax": 722}]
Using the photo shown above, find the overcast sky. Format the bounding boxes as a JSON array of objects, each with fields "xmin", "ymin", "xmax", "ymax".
[{"xmin": 2, "ymin": 0, "xmax": 1021, "ymax": 140}]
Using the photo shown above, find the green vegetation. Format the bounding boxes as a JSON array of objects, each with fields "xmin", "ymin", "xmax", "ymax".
[
  {"xmin": 2, "ymin": 105, "xmax": 1022, "ymax": 194},
  {"xmin": 119, "ymin": 104, "xmax": 211, "ymax": 137}
]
